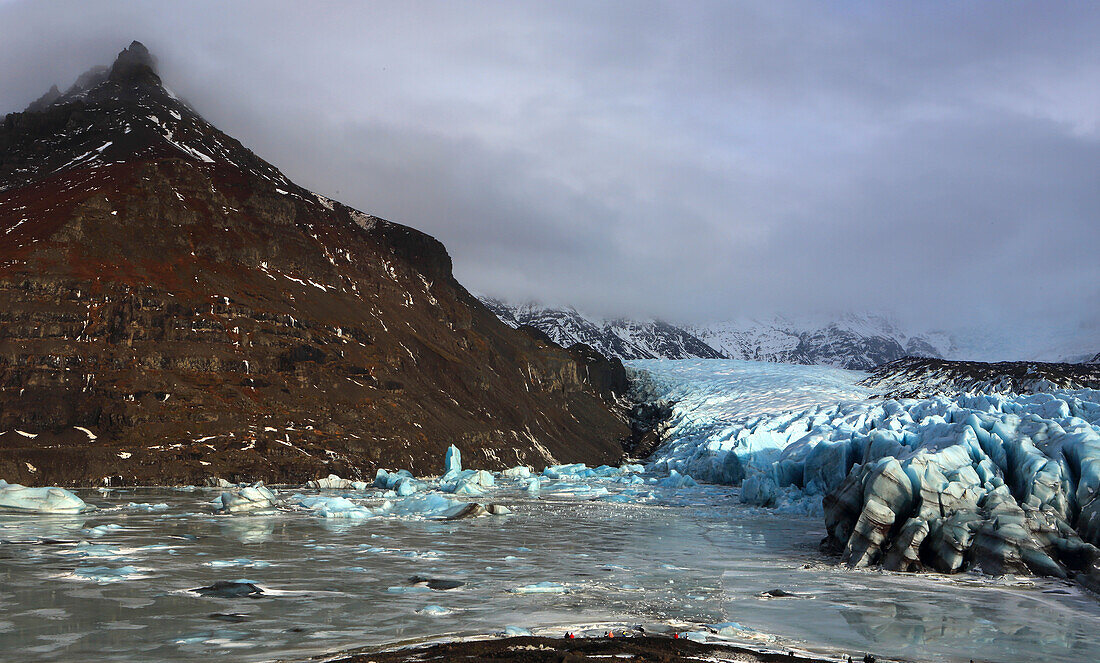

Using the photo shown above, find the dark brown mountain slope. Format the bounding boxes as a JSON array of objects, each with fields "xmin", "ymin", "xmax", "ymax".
[{"xmin": 0, "ymin": 42, "xmax": 629, "ymax": 486}]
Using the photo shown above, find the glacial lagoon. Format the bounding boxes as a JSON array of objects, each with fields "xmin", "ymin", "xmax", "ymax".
[{"xmin": 2, "ymin": 481, "xmax": 1099, "ymax": 663}]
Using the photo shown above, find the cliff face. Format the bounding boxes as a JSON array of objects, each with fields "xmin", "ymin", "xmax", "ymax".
[{"xmin": 0, "ymin": 43, "xmax": 629, "ymax": 486}]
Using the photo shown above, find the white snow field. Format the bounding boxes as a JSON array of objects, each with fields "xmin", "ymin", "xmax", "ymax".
[{"xmin": 630, "ymin": 359, "xmax": 1100, "ymax": 584}]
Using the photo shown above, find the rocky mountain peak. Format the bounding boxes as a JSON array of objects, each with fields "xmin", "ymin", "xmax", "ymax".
[
  {"xmin": 0, "ymin": 43, "xmax": 629, "ymax": 485},
  {"xmin": 107, "ymin": 40, "xmax": 160, "ymax": 85}
]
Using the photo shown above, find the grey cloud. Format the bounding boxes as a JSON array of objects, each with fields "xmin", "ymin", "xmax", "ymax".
[{"xmin": 1, "ymin": 0, "xmax": 1098, "ymax": 343}]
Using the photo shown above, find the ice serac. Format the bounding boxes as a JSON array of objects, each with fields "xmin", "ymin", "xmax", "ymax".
[
  {"xmin": 0, "ymin": 43, "xmax": 630, "ymax": 486},
  {"xmin": 632, "ymin": 359, "xmax": 1100, "ymax": 587},
  {"xmin": 444, "ymin": 445, "xmax": 462, "ymax": 475}
]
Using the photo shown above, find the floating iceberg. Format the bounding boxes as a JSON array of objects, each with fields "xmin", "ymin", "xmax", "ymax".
[
  {"xmin": 440, "ymin": 469, "xmax": 495, "ymax": 495},
  {"xmin": 127, "ymin": 502, "xmax": 169, "ymax": 511},
  {"xmin": 501, "ymin": 465, "xmax": 532, "ymax": 480},
  {"xmin": 291, "ymin": 494, "xmax": 379, "ymax": 519},
  {"xmin": 655, "ymin": 470, "xmax": 697, "ymax": 489},
  {"xmin": 290, "ymin": 491, "xmax": 507, "ymax": 521},
  {"xmin": 70, "ymin": 565, "xmax": 142, "ymax": 583},
  {"xmin": 539, "ymin": 483, "xmax": 609, "ymax": 499},
  {"xmin": 0, "ymin": 480, "xmax": 93, "ymax": 513},
  {"xmin": 213, "ymin": 485, "xmax": 277, "ymax": 513},
  {"xmin": 308, "ymin": 474, "xmax": 369, "ymax": 490},
  {"xmin": 374, "ymin": 468, "xmax": 413, "ymax": 490},
  {"xmin": 509, "ymin": 581, "xmax": 567, "ymax": 594}
]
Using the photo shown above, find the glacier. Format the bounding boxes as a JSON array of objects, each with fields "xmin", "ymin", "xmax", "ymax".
[{"xmin": 630, "ymin": 359, "xmax": 1100, "ymax": 587}]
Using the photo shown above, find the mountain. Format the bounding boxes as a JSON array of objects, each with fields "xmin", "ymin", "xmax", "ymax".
[
  {"xmin": 861, "ymin": 357, "xmax": 1100, "ymax": 398},
  {"xmin": 479, "ymin": 301, "xmax": 949, "ymax": 370},
  {"xmin": 0, "ymin": 42, "xmax": 629, "ymax": 486},
  {"xmin": 688, "ymin": 314, "xmax": 946, "ymax": 371},
  {"xmin": 480, "ymin": 298, "xmax": 724, "ymax": 361}
]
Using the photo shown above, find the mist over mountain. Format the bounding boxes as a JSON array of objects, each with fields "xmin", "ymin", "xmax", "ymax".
[{"xmin": 482, "ymin": 298, "xmax": 1098, "ymax": 369}]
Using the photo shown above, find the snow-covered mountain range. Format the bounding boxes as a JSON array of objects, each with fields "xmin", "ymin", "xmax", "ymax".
[
  {"xmin": 686, "ymin": 313, "xmax": 946, "ymax": 371},
  {"xmin": 481, "ymin": 300, "xmax": 947, "ymax": 370},
  {"xmin": 480, "ymin": 298, "xmax": 723, "ymax": 361},
  {"xmin": 481, "ymin": 299, "xmax": 1098, "ymax": 369}
]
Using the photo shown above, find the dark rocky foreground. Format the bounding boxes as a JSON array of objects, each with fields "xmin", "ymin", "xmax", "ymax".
[
  {"xmin": 320, "ymin": 635, "xmax": 837, "ymax": 663},
  {"xmin": 0, "ymin": 43, "xmax": 630, "ymax": 486},
  {"xmin": 861, "ymin": 356, "xmax": 1100, "ymax": 398}
]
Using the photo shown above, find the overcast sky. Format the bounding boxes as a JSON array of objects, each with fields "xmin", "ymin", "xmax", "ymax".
[{"xmin": 1, "ymin": 1, "xmax": 1098, "ymax": 341}]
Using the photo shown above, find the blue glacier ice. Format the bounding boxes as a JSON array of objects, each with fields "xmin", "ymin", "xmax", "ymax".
[
  {"xmin": 444, "ymin": 444, "xmax": 462, "ymax": 475},
  {"xmin": 630, "ymin": 359, "xmax": 1100, "ymax": 586}
]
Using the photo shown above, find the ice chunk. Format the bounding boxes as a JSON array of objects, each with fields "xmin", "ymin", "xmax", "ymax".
[
  {"xmin": 205, "ymin": 558, "xmax": 271, "ymax": 569},
  {"xmin": 293, "ymin": 494, "xmax": 378, "ymax": 519},
  {"xmin": 501, "ymin": 466, "xmax": 532, "ymax": 480},
  {"xmin": 540, "ymin": 483, "xmax": 608, "ymax": 499},
  {"xmin": 444, "ymin": 444, "xmax": 462, "ymax": 474},
  {"xmin": 394, "ymin": 476, "xmax": 421, "ymax": 496},
  {"xmin": 655, "ymin": 470, "xmax": 698, "ymax": 489},
  {"xmin": 70, "ymin": 565, "xmax": 142, "ymax": 582},
  {"xmin": 308, "ymin": 474, "xmax": 366, "ymax": 489},
  {"xmin": 509, "ymin": 581, "xmax": 567, "ymax": 594},
  {"xmin": 213, "ymin": 485, "xmax": 277, "ymax": 513},
  {"xmin": 0, "ymin": 480, "xmax": 93, "ymax": 513},
  {"xmin": 442, "ymin": 469, "xmax": 495, "ymax": 495},
  {"xmin": 417, "ymin": 605, "xmax": 452, "ymax": 616},
  {"xmin": 127, "ymin": 502, "xmax": 169, "ymax": 511},
  {"xmin": 387, "ymin": 585, "xmax": 432, "ymax": 594},
  {"xmin": 542, "ymin": 463, "xmax": 588, "ymax": 480},
  {"xmin": 375, "ymin": 468, "xmax": 413, "ymax": 490},
  {"xmin": 84, "ymin": 523, "xmax": 123, "ymax": 538},
  {"xmin": 503, "ymin": 625, "xmax": 533, "ymax": 636}
]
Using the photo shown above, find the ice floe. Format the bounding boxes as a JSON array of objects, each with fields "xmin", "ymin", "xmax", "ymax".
[
  {"xmin": 510, "ymin": 581, "xmax": 567, "ymax": 594},
  {"xmin": 212, "ymin": 485, "xmax": 277, "ymax": 513},
  {"xmin": 0, "ymin": 480, "xmax": 93, "ymax": 513}
]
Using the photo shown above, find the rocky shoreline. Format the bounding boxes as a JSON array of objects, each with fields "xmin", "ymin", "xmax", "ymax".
[{"xmin": 317, "ymin": 634, "xmax": 846, "ymax": 663}]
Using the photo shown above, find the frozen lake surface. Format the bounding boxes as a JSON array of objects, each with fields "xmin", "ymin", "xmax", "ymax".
[{"xmin": 2, "ymin": 483, "xmax": 1099, "ymax": 663}]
